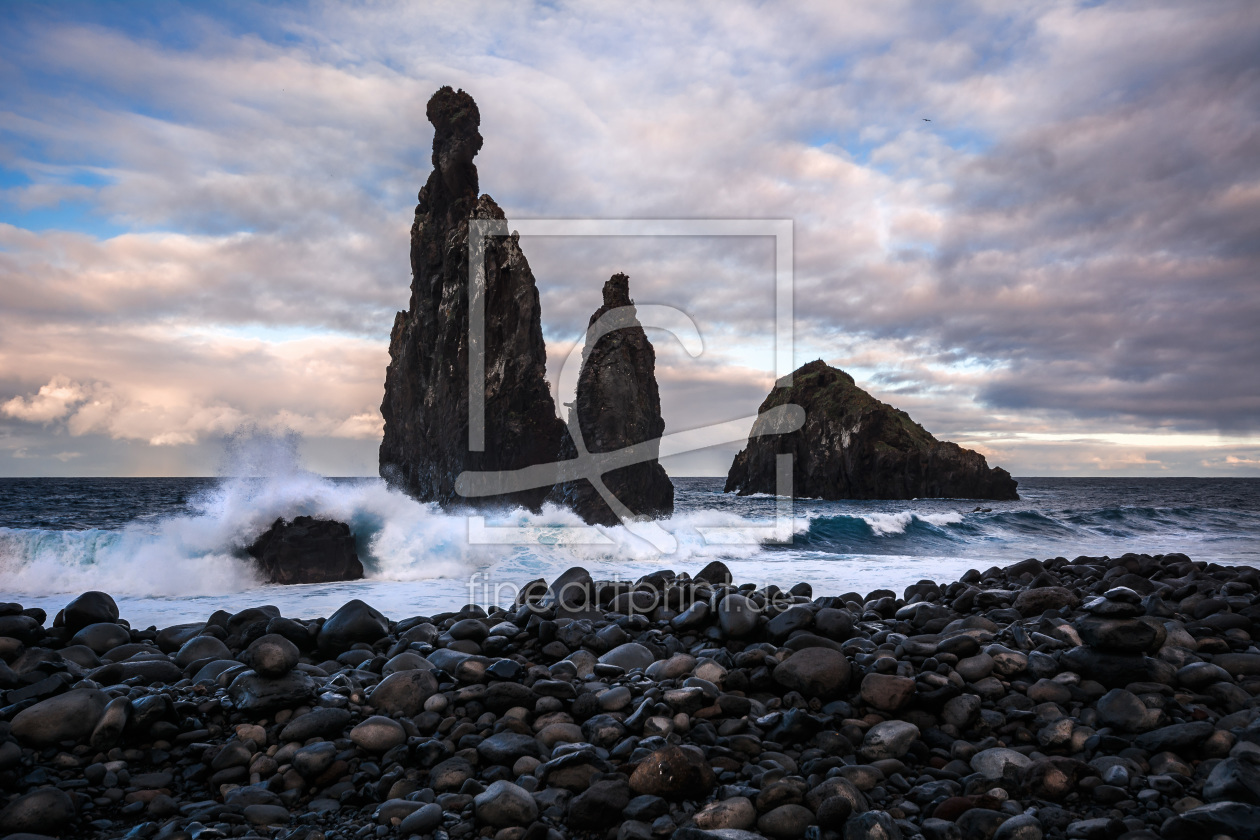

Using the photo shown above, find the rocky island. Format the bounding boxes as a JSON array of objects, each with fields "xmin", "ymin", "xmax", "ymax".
[
  {"xmin": 5, "ymin": 554, "xmax": 1260, "ymax": 840},
  {"xmin": 548, "ymin": 274, "xmax": 674, "ymax": 526},
  {"xmin": 726, "ymin": 361, "xmax": 1019, "ymax": 501}
]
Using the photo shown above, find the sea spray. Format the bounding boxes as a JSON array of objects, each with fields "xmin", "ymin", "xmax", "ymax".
[
  {"xmin": 0, "ymin": 431, "xmax": 788, "ymax": 609},
  {"xmin": 4, "ymin": 474, "xmax": 1260, "ymax": 627}
]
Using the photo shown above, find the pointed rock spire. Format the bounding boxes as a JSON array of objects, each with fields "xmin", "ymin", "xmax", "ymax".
[
  {"xmin": 549, "ymin": 273, "xmax": 675, "ymax": 525},
  {"xmin": 379, "ymin": 87, "xmax": 565, "ymax": 510}
]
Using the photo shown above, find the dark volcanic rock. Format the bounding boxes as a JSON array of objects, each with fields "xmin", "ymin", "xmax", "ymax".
[
  {"xmin": 629, "ymin": 745, "xmax": 716, "ymax": 799},
  {"xmin": 11, "ymin": 688, "xmax": 108, "ymax": 747},
  {"xmin": 317, "ymin": 599, "xmax": 388, "ymax": 654},
  {"xmin": 246, "ymin": 516, "xmax": 363, "ymax": 585},
  {"xmin": 379, "ymin": 85, "xmax": 565, "ymax": 510},
  {"xmin": 547, "ymin": 273, "xmax": 674, "ymax": 525},
  {"xmin": 227, "ymin": 670, "xmax": 315, "ymax": 714},
  {"xmin": 370, "ymin": 668, "xmax": 439, "ymax": 716},
  {"xmin": 0, "ymin": 786, "xmax": 76, "ymax": 835},
  {"xmin": 60, "ymin": 590, "xmax": 118, "ymax": 634},
  {"xmin": 725, "ymin": 360, "xmax": 1018, "ymax": 500}
]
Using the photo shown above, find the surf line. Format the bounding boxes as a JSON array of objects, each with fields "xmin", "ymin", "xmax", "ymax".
[{"xmin": 455, "ymin": 404, "xmax": 805, "ymax": 552}]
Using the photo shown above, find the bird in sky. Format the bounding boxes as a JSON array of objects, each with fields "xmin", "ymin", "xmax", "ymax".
[{"xmin": 923, "ymin": 118, "xmax": 931, "ymax": 121}]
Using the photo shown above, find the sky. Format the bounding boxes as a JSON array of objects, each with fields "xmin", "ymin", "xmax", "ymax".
[{"xmin": 1, "ymin": 0, "xmax": 1258, "ymax": 478}]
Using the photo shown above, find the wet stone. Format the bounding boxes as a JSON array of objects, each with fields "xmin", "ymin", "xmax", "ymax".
[
  {"xmin": 971, "ymin": 748, "xmax": 1033, "ymax": 781},
  {"xmin": 11, "ymin": 688, "xmax": 108, "ymax": 747},
  {"xmin": 474, "ymin": 780, "xmax": 539, "ymax": 827},
  {"xmin": 279, "ymin": 707, "xmax": 351, "ymax": 742},
  {"xmin": 241, "ymin": 633, "xmax": 299, "ymax": 677},
  {"xmin": 0, "ymin": 786, "xmax": 77, "ymax": 835},
  {"xmin": 773, "ymin": 646, "xmax": 851, "ymax": 698},
  {"xmin": 350, "ymin": 715, "xmax": 406, "ymax": 752},
  {"xmin": 861, "ymin": 721, "xmax": 920, "ymax": 761},
  {"xmin": 370, "ymin": 668, "xmax": 439, "ymax": 716},
  {"xmin": 860, "ymin": 673, "xmax": 916, "ymax": 712},
  {"xmin": 599, "ymin": 642, "xmax": 656, "ymax": 671}
]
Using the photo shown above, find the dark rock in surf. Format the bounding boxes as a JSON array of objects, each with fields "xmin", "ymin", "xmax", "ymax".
[
  {"xmin": 725, "ymin": 360, "xmax": 1019, "ymax": 500},
  {"xmin": 246, "ymin": 516, "xmax": 363, "ymax": 585},
  {"xmin": 379, "ymin": 86, "xmax": 565, "ymax": 510},
  {"xmin": 547, "ymin": 273, "xmax": 674, "ymax": 525}
]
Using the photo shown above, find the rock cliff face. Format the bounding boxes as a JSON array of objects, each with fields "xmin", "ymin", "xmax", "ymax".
[
  {"xmin": 379, "ymin": 87, "xmax": 565, "ymax": 510},
  {"xmin": 725, "ymin": 360, "xmax": 1019, "ymax": 500},
  {"xmin": 548, "ymin": 274, "xmax": 674, "ymax": 525}
]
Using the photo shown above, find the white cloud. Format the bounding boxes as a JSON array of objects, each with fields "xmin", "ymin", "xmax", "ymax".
[{"xmin": 1, "ymin": 376, "xmax": 88, "ymax": 423}]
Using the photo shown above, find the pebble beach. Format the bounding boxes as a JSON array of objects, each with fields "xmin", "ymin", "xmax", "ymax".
[{"xmin": 4, "ymin": 552, "xmax": 1260, "ymax": 840}]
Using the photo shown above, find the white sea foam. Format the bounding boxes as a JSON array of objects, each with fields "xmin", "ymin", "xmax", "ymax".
[
  {"xmin": 0, "ymin": 431, "xmax": 793, "ymax": 605},
  {"xmin": 859, "ymin": 511, "xmax": 963, "ymax": 535}
]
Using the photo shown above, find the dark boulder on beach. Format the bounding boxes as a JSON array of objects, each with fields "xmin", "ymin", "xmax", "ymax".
[
  {"xmin": 246, "ymin": 516, "xmax": 363, "ymax": 585},
  {"xmin": 58, "ymin": 590, "xmax": 118, "ymax": 634},
  {"xmin": 725, "ymin": 359, "xmax": 1019, "ymax": 500},
  {"xmin": 379, "ymin": 86, "xmax": 565, "ymax": 511},
  {"xmin": 548, "ymin": 273, "xmax": 674, "ymax": 525},
  {"xmin": 11, "ymin": 688, "xmax": 108, "ymax": 747},
  {"xmin": 317, "ymin": 598, "xmax": 388, "ymax": 654}
]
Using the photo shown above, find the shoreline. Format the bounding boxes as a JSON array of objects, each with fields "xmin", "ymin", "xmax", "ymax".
[{"xmin": 3, "ymin": 552, "xmax": 1260, "ymax": 840}]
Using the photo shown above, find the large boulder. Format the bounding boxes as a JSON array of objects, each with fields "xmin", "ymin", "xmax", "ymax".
[
  {"xmin": 60, "ymin": 591, "xmax": 118, "ymax": 635},
  {"xmin": 773, "ymin": 646, "xmax": 851, "ymax": 698},
  {"xmin": 246, "ymin": 516, "xmax": 363, "ymax": 584},
  {"xmin": 69, "ymin": 622, "xmax": 130, "ymax": 654},
  {"xmin": 474, "ymin": 780, "xmax": 539, "ymax": 827},
  {"xmin": 317, "ymin": 599, "xmax": 388, "ymax": 655},
  {"xmin": 629, "ymin": 745, "xmax": 716, "ymax": 800},
  {"xmin": 546, "ymin": 273, "xmax": 674, "ymax": 524},
  {"xmin": 240, "ymin": 633, "xmax": 300, "ymax": 677},
  {"xmin": 12, "ymin": 689, "xmax": 109, "ymax": 747},
  {"xmin": 725, "ymin": 360, "xmax": 1018, "ymax": 500},
  {"xmin": 1061, "ymin": 647, "xmax": 1175, "ymax": 688},
  {"xmin": 227, "ymin": 670, "xmax": 315, "ymax": 714},
  {"xmin": 379, "ymin": 85, "xmax": 566, "ymax": 510},
  {"xmin": 539, "ymin": 566, "xmax": 596, "ymax": 613},
  {"xmin": 370, "ymin": 669, "xmax": 439, "ymax": 716},
  {"xmin": 0, "ymin": 787, "xmax": 76, "ymax": 835}
]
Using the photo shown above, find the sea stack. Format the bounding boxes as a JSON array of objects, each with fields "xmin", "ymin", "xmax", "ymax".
[
  {"xmin": 379, "ymin": 87, "xmax": 565, "ymax": 510},
  {"xmin": 549, "ymin": 273, "xmax": 674, "ymax": 525},
  {"xmin": 726, "ymin": 359, "xmax": 1019, "ymax": 500}
]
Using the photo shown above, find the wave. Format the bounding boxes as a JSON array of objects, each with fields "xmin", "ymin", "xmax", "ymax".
[
  {"xmin": 5, "ymin": 440, "xmax": 1260, "ymax": 605},
  {"xmin": 792, "ymin": 503, "xmax": 1260, "ymax": 557},
  {"xmin": 0, "ymin": 437, "xmax": 790, "ymax": 599}
]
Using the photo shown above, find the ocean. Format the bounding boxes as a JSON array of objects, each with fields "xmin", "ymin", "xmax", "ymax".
[{"xmin": 2, "ymin": 469, "xmax": 1259, "ymax": 628}]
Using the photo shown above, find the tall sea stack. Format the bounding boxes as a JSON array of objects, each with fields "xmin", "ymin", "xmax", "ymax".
[
  {"xmin": 726, "ymin": 360, "xmax": 1019, "ymax": 500},
  {"xmin": 549, "ymin": 274, "xmax": 674, "ymax": 525},
  {"xmin": 380, "ymin": 87, "xmax": 565, "ymax": 510}
]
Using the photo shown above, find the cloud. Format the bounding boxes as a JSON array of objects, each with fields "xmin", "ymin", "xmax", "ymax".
[
  {"xmin": 0, "ymin": 1, "xmax": 1258, "ymax": 475},
  {"xmin": 1, "ymin": 376, "xmax": 88, "ymax": 423},
  {"xmin": 2, "ymin": 330, "xmax": 387, "ymax": 447}
]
